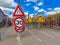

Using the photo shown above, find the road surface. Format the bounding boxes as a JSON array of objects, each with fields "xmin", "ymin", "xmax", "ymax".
[{"xmin": 0, "ymin": 26, "xmax": 60, "ymax": 45}]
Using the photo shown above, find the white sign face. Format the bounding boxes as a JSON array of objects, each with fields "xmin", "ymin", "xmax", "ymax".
[
  {"xmin": 15, "ymin": 8, "xmax": 22, "ymax": 15},
  {"xmin": 15, "ymin": 18, "xmax": 23, "ymax": 27}
]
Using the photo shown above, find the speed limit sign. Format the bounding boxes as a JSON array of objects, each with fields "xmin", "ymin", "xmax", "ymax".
[{"xmin": 14, "ymin": 17, "xmax": 25, "ymax": 28}]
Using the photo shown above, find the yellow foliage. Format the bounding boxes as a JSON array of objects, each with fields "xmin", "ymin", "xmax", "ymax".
[
  {"xmin": 28, "ymin": 18, "xmax": 33, "ymax": 23},
  {"xmin": 25, "ymin": 19, "xmax": 28, "ymax": 23},
  {"xmin": 38, "ymin": 16, "xmax": 46, "ymax": 23},
  {"xmin": 51, "ymin": 15, "xmax": 56, "ymax": 21}
]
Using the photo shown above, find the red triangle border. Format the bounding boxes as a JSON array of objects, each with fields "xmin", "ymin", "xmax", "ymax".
[{"xmin": 13, "ymin": 5, "xmax": 25, "ymax": 16}]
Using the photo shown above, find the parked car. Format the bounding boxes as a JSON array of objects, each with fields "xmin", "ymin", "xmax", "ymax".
[
  {"xmin": 4, "ymin": 15, "xmax": 12, "ymax": 26},
  {"xmin": 0, "ymin": 9, "xmax": 12, "ymax": 27},
  {"xmin": 0, "ymin": 9, "xmax": 6, "ymax": 27}
]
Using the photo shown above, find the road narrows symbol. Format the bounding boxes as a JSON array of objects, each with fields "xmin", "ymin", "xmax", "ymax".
[{"xmin": 15, "ymin": 8, "xmax": 22, "ymax": 15}]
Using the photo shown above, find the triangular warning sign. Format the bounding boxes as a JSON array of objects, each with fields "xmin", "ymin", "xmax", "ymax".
[{"xmin": 13, "ymin": 5, "xmax": 25, "ymax": 16}]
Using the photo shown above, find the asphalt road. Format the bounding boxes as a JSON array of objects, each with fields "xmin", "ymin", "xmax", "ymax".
[{"xmin": 0, "ymin": 26, "xmax": 60, "ymax": 45}]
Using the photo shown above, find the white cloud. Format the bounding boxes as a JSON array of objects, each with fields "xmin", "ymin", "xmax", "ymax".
[
  {"xmin": 45, "ymin": 7, "xmax": 60, "ymax": 16},
  {"xmin": 0, "ymin": 0, "xmax": 17, "ymax": 7},
  {"xmin": 48, "ymin": 8, "xmax": 52, "ymax": 10},
  {"xmin": 26, "ymin": 0, "xmax": 37, "ymax": 2},
  {"xmin": 37, "ymin": 2, "xmax": 43, "ymax": 6},
  {"xmin": 54, "ymin": 7, "xmax": 60, "ymax": 10},
  {"xmin": 25, "ymin": 12, "xmax": 29, "ymax": 15},
  {"xmin": 34, "ymin": 6, "xmax": 46, "ymax": 13},
  {"xmin": 24, "ymin": 12, "xmax": 29, "ymax": 18},
  {"xmin": 45, "ymin": 11, "xmax": 56, "ymax": 15},
  {"xmin": 0, "ymin": 0, "xmax": 17, "ymax": 17},
  {"xmin": 25, "ymin": 3, "xmax": 31, "ymax": 6},
  {"xmin": 38, "ymin": 9, "xmax": 45, "ymax": 12},
  {"xmin": 54, "ymin": 7, "xmax": 60, "ymax": 13},
  {"xmin": 24, "ymin": 12, "xmax": 34, "ymax": 18},
  {"xmin": 0, "ymin": 6, "xmax": 14, "ymax": 13},
  {"xmin": 34, "ymin": 6, "xmax": 39, "ymax": 11},
  {"xmin": 9, "ymin": 14, "xmax": 13, "ymax": 18},
  {"xmin": 30, "ymin": 14, "xmax": 34, "ymax": 17}
]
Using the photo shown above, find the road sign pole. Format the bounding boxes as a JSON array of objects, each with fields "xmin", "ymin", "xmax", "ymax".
[
  {"xmin": 19, "ymin": 33, "xmax": 23, "ymax": 43},
  {"xmin": 17, "ymin": 33, "xmax": 23, "ymax": 43}
]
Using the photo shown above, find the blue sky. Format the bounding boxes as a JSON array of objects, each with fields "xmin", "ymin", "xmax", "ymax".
[
  {"xmin": 15, "ymin": 0, "xmax": 60, "ymax": 12},
  {"xmin": 0, "ymin": 0, "xmax": 60, "ymax": 17},
  {"xmin": 14, "ymin": 0, "xmax": 60, "ymax": 16}
]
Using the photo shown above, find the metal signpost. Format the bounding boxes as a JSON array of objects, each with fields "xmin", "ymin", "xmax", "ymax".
[{"xmin": 13, "ymin": 0, "xmax": 25, "ymax": 43}]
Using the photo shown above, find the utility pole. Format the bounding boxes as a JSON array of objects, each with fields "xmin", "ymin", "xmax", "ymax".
[
  {"xmin": 18, "ymin": 0, "xmax": 20, "ymax": 5},
  {"xmin": 28, "ymin": 13, "xmax": 30, "ymax": 19}
]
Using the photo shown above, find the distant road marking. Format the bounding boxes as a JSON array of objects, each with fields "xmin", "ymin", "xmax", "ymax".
[
  {"xmin": 41, "ymin": 32, "xmax": 55, "ymax": 39},
  {"xmin": 33, "ymin": 29, "xmax": 55, "ymax": 39},
  {"xmin": 28, "ymin": 30, "xmax": 42, "ymax": 42}
]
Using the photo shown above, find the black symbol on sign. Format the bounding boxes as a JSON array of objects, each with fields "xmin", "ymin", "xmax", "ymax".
[{"xmin": 16, "ymin": 20, "xmax": 22, "ymax": 25}]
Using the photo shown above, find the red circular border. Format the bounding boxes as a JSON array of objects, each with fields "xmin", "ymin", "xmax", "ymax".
[
  {"xmin": 15, "ymin": 26, "xmax": 25, "ymax": 33},
  {"xmin": 14, "ymin": 17, "xmax": 25, "ymax": 28}
]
